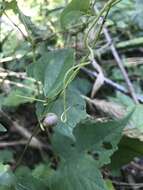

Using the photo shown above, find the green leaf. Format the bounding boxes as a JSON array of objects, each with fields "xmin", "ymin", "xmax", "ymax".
[
  {"xmin": 110, "ymin": 136, "xmax": 143, "ymax": 175},
  {"xmin": 130, "ymin": 104, "xmax": 143, "ymax": 132},
  {"xmin": 15, "ymin": 167, "xmax": 47, "ymax": 190},
  {"xmin": 116, "ymin": 92, "xmax": 143, "ymax": 132},
  {"xmin": 134, "ymin": 0, "xmax": 143, "ymax": 29},
  {"xmin": 72, "ymin": 77, "xmax": 92, "ymax": 94},
  {"xmin": 74, "ymin": 116, "xmax": 130, "ymax": 166},
  {"xmin": 1, "ymin": 81, "xmax": 35, "ymax": 107},
  {"xmin": 60, "ymin": 0, "xmax": 90, "ymax": 28},
  {"xmin": 52, "ymin": 114, "xmax": 130, "ymax": 165},
  {"xmin": 49, "ymin": 115, "xmax": 130, "ymax": 190},
  {"xmin": 49, "ymin": 156, "xmax": 107, "ymax": 190},
  {"xmin": 36, "ymin": 85, "xmax": 87, "ymax": 138},
  {"xmin": 1, "ymin": 0, "xmax": 17, "ymax": 14},
  {"xmin": 52, "ymin": 131, "xmax": 77, "ymax": 159},
  {"xmin": 27, "ymin": 49, "xmax": 75, "ymax": 98},
  {"xmin": 0, "ymin": 164, "xmax": 15, "ymax": 187},
  {"xmin": 32, "ymin": 163, "xmax": 54, "ymax": 187},
  {"xmin": 105, "ymin": 180, "xmax": 115, "ymax": 190}
]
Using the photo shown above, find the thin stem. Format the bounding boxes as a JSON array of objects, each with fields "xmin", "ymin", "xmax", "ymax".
[
  {"xmin": 84, "ymin": 0, "xmax": 117, "ymax": 47},
  {"xmin": 14, "ymin": 125, "xmax": 40, "ymax": 170},
  {"xmin": 4, "ymin": 12, "xmax": 27, "ymax": 40}
]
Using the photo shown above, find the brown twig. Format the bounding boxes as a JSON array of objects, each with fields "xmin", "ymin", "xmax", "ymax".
[
  {"xmin": 0, "ymin": 78, "xmax": 36, "ymax": 91},
  {"xmin": 0, "ymin": 110, "xmax": 44, "ymax": 149},
  {"xmin": 112, "ymin": 180, "xmax": 143, "ymax": 189},
  {"xmin": 94, "ymin": 5, "xmax": 139, "ymax": 104},
  {"xmin": 0, "ymin": 67, "xmax": 26, "ymax": 78},
  {"xmin": 0, "ymin": 140, "xmax": 44, "ymax": 148},
  {"xmin": 0, "ymin": 54, "xmax": 29, "ymax": 64},
  {"xmin": 81, "ymin": 67, "xmax": 143, "ymax": 103},
  {"xmin": 0, "ymin": 67, "xmax": 37, "ymax": 82}
]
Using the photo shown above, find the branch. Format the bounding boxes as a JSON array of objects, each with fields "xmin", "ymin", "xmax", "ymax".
[
  {"xmin": 0, "ymin": 140, "xmax": 43, "ymax": 148},
  {"xmin": 81, "ymin": 67, "xmax": 143, "ymax": 103},
  {"xmin": 94, "ymin": 6, "xmax": 139, "ymax": 104},
  {"xmin": 0, "ymin": 78, "xmax": 36, "ymax": 91},
  {"xmin": 0, "ymin": 110, "xmax": 45, "ymax": 149}
]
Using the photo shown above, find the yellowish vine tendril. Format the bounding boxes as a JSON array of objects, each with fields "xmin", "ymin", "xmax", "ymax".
[
  {"xmin": 84, "ymin": 0, "xmax": 120, "ymax": 97},
  {"xmin": 16, "ymin": 95, "xmax": 46, "ymax": 103},
  {"xmin": 84, "ymin": 0, "xmax": 118, "ymax": 48},
  {"xmin": 39, "ymin": 121, "xmax": 45, "ymax": 131},
  {"xmin": 61, "ymin": 106, "xmax": 71, "ymax": 123},
  {"xmin": 61, "ymin": 61, "xmax": 90, "ymax": 123}
]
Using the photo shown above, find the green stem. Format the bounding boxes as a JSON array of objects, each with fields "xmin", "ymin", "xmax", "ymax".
[
  {"xmin": 14, "ymin": 125, "xmax": 40, "ymax": 170},
  {"xmin": 84, "ymin": 0, "xmax": 119, "ymax": 48}
]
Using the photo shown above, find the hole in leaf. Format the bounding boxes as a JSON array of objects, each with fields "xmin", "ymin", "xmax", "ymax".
[
  {"xmin": 102, "ymin": 142, "xmax": 112, "ymax": 150},
  {"xmin": 87, "ymin": 151, "xmax": 100, "ymax": 160},
  {"xmin": 87, "ymin": 151, "xmax": 91, "ymax": 154},
  {"xmin": 71, "ymin": 143, "xmax": 75, "ymax": 148},
  {"xmin": 93, "ymin": 152, "xmax": 99, "ymax": 160}
]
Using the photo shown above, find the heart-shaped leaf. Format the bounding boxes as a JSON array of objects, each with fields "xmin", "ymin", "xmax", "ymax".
[
  {"xmin": 27, "ymin": 49, "xmax": 75, "ymax": 98},
  {"xmin": 48, "ymin": 156, "xmax": 108, "ymax": 190},
  {"xmin": 61, "ymin": 0, "xmax": 90, "ymax": 28}
]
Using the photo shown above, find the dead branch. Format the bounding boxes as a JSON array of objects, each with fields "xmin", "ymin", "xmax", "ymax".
[
  {"xmin": 94, "ymin": 5, "xmax": 139, "ymax": 104},
  {"xmin": 0, "ymin": 110, "xmax": 45, "ymax": 149},
  {"xmin": 82, "ymin": 67, "xmax": 143, "ymax": 103}
]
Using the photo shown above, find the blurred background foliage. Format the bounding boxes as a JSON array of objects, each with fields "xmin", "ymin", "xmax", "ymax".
[{"xmin": 0, "ymin": 0, "xmax": 143, "ymax": 189}]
